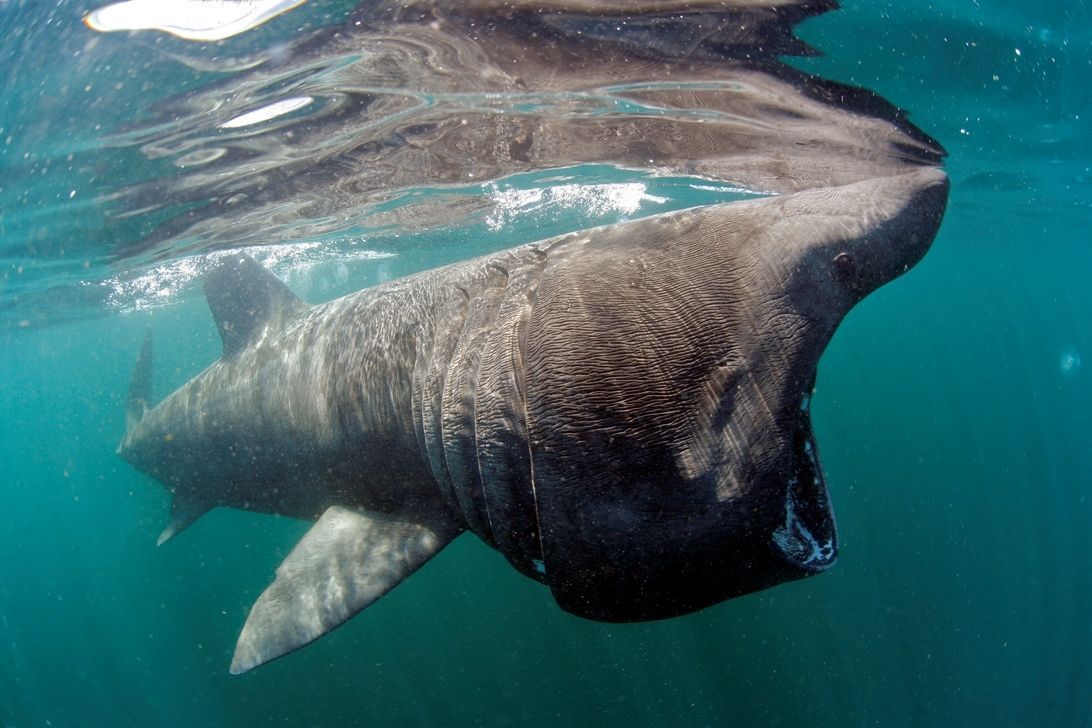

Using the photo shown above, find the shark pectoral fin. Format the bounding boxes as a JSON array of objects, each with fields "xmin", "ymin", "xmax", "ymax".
[
  {"xmin": 229, "ymin": 505, "xmax": 462, "ymax": 675},
  {"xmin": 203, "ymin": 253, "xmax": 309, "ymax": 358},
  {"xmin": 157, "ymin": 495, "xmax": 213, "ymax": 547}
]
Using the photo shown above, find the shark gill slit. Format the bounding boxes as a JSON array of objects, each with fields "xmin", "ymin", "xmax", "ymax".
[
  {"xmin": 470, "ymin": 248, "xmax": 549, "ymax": 577},
  {"xmin": 417, "ymin": 286, "xmax": 469, "ymax": 512},
  {"xmin": 439, "ymin": 265, "xmax": 510, "ymax": 545},
  {"xmin": 519, "ymin": 265, "xmax": 547, "ymax": 577}
]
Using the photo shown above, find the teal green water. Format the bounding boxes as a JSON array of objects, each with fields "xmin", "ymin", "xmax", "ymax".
[{"xmin": 2, "ymin": 1, "xmax": 1091, "ymax": 726}]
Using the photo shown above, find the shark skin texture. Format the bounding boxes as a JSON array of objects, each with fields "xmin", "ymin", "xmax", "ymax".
[{"xmin": 119, "ymin": 168, "xmax": 949, "ymax": 673}]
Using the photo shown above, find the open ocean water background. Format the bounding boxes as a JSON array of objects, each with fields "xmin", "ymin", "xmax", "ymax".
[{"xmin": 1, "ymin": 0, "xmax": 1089, "ymax": 725}]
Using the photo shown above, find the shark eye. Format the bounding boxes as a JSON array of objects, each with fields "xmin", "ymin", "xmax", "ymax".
[{"xmin": 833, "ymin": 252, "xmax": 857, "ymax": 281}]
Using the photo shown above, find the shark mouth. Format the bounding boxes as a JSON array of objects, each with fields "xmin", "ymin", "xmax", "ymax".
[{"xmin": 771, "ymin": 392, "xmax": 838, "ymax": 571}]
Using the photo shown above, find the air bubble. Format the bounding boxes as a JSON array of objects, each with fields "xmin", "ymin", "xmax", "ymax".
[{"xmin": 1060, "ymin": 348, "xmax": 1081, "ymax": 376}]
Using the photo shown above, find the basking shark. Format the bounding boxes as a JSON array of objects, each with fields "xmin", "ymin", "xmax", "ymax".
[{"xmin": 119, "ymin": 168, "xmax": 948, "ymax": 673}]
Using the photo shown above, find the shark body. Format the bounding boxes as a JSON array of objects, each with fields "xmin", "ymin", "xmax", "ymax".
[{"xmin": 119, "ymin": 169, "xmax": 949, "ymax": 673}]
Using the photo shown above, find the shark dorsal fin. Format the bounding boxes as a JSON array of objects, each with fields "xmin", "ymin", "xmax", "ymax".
[
  {"xmin": 203, "ymin": 253, "xmax": 308, "ymax": 357},
  {"xmin": 125, "ymin": 329, "xmax": 155, "ymax": 431}
]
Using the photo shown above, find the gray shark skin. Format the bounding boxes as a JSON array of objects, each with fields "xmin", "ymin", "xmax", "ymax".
[{"xmin": 119, "ymin": 168, "xmax": 947, "ymax": 673}]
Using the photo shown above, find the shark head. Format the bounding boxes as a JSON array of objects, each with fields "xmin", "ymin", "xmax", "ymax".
[{"xmin": 521, "ymin": 168, "xmax": 949, "ymax": 621}]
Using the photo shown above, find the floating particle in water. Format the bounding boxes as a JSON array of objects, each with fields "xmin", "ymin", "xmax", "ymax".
[{"xmin": 1059, "ymin": 348, "xmax": 1081, "ymax": 376}]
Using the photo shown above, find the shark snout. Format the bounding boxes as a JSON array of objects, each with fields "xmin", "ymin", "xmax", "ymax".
[{"xmin": 840, "ymin": 167, "xmax": 949, "ymax": 301}]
